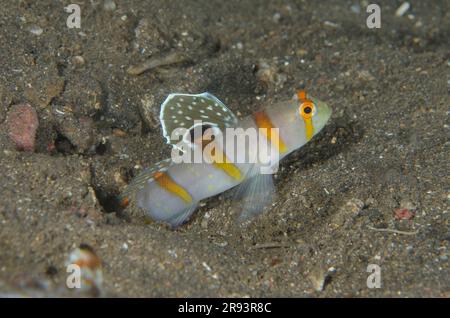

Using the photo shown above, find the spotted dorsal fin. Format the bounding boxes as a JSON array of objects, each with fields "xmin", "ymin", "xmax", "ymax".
[{"xmin": 159, "ymin": 92, "xmax": 238, "ymax": 150}]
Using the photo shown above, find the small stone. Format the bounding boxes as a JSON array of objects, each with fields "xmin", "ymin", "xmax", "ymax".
[
  {"xmin": 357, "ymin": 70, "xmax": 375, "ymax": 81},
  {"xmin": 308, "ymin": 266, "xmax": 333, "ymax": 292},
  {"xmin": 344, "ymin": 198, "xmax": 364, "ymax": 214},
  {"xmin": 296, "ymin": 48, "xmax": 308, "ymax": 57},
  {"xmin": 331, "ymin": 198, "xmax": 364, "ymax": 227},
  {"xmin": 272, "ymin": 12, "xmax": 281, "ymax": 23},
  {"xmin": 112, "ymin": 128, "xmax": 127, "ymax": 137},
  {"xmin": 324, "ymin": 21, "xmax": 339, "ymax": 28},
  {"xmin": 255, "ymin": 60, "xmax": 287, "ymax": 90},
  {"xmin": 202, "ymin": 262, "xmax": 212, "ymax": 272},
  {"xmin": 394, "ymin": 208, "xmax": 415, "ymax": 220},
  {"xmin": 55, "ymin": 115, "xmax": 96, "ymax": 153},
  {"xmin": 139, "ymin": 94, "xmax": 160, "ymax": 130},
  {"xmin": 28, "ymin": 25, "xmax": 43, "ymax": 36},
  {"xmin": 72, "ymin": 55, "xmax": 85, "ymax": 65},
  {"xmin": 6, "ymin": 104, "xmax": 39, "ymax": 152},
  {"xmin": 103, "ymin": 0, "xmax": 116, "ymax": 11},
  {"xmin": 395, "ymin": 2, "xmax": 410, "ymax": 17}
]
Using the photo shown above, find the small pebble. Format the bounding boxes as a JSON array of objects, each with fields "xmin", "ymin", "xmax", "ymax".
[
  {"xmin": 344, "ymin": 198, "xmax": 364, "ymax": 215},
  {"xmin": 414, "ymin": 20, "xmax": 423, "ymax": 28},
  {"xmin": 324, "ymin": 21, "xmax": 339, "ymax": 28},
  {"xmin": 308, "ymin": 267, "xmax": 334, "ymax": 292},
  {"xmin": 256, "ymin": 60, "xmax": 282, "ymax": 88},
  {"xmin": 202, "ymin": 262, "xmax": 212, "ymax": 272},
  {"xmin": 72, "ymin": 55, "xmax": 85, "ymax": 65},
  {"xmin": 112, "ymin": 128, "xmax": 127, "ymax": 137},
  {"xmin": 330, "ymin": 198, "xmax": 364, "ymax": 227},
  {"xmin": 28, "ymin": 25, "xmax": 43, "ymax": 36},
  {"xmin": 394, "ymin": 208, "xmax": 415, "ymax": 220},
  {"xmin": 103, "ymin": 0, "xmax": 116, "ymax": 11},
  {"xmin": 395, "ymin": 2, "xmax": 410, "ymax": 17},
  {"xmin": 296, "ymin": 48, "xmax": 308, "ymax": 57},
  {"xmin": 6, "ymin": 104, "xmax": 39, "ymax": 152},
  {"xmin": 272, "ymin": 12, "xmax": 281, "ymax": 23}
]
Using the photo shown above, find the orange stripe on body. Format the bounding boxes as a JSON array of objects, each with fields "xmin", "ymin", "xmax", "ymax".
[
  {"xmin": 153, "ymin": 171, "xmax": 193, "ymax": 203},
  {"xmin": 253, "ymin": 110, "xmax": 288, "ymax": 154},
  {"xmin": 304, "ymin": 117, "xmax": 314, "ymax": 140},
  {"xmin": 209, "ymin": 148, "xmax": 242, "ymax": 181}
]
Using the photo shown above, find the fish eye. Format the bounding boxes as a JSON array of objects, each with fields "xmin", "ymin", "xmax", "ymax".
[{"xmin": 299, "ymin": 102, "xmax": 315, "ymax": 118}]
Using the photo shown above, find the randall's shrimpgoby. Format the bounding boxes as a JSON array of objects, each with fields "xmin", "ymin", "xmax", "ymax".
[{"xmin": 119, "ymin": 90, "xmax": 332, "ymax": 227}]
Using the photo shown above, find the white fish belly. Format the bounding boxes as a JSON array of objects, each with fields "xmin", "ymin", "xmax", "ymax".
[{"xmin": 136, "ymin": 177, "xmax": 188, "ymax": 222}]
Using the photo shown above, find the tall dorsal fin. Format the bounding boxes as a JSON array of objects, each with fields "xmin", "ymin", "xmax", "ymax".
[{"xmin": 160, "ymin": 92, "xmax": 238, "ymax": 150}]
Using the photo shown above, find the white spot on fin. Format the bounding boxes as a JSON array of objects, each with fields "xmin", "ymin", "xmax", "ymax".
[{"xmin": 159, "ymin": 92, "xmax": 239, "ymax": 151}]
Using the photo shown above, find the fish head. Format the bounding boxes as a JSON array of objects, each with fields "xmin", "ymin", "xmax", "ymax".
[{"xmin": 294, "ymin": 90, "xmax": 332, "ymax": 140}]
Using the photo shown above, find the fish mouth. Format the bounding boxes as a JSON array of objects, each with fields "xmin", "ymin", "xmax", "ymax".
[{"xmin": 312, "ymin": 98, "xmax": 332, "ymax": 131}]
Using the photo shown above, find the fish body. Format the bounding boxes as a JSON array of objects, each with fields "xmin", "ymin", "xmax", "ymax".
[{"xmin": 119, "ymin": 91, "xmax": 331, "ymax": 227}]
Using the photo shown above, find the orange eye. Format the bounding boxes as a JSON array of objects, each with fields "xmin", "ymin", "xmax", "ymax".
[{"xmin": 299, "ymin": 101, "xmax": 315, "ymax": 119}]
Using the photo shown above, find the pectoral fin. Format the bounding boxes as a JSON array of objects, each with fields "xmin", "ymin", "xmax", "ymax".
[
  {"xmin": 165, "ymin": 202, "xmax": 199, "ymax": 228},
  {"xmin": 231, "ymin": 164, "xmax": 276, "ymax": 222}
]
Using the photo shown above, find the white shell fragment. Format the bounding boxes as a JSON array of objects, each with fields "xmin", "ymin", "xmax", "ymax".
[{"xmin": 395, "ymin": 2, "xmax": 410, "ymax": 17}]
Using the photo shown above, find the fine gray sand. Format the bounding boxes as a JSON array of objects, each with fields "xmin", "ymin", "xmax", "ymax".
[{"xmin": 0, "ymin": 0, "xmax": 448, "ymax": 297}]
